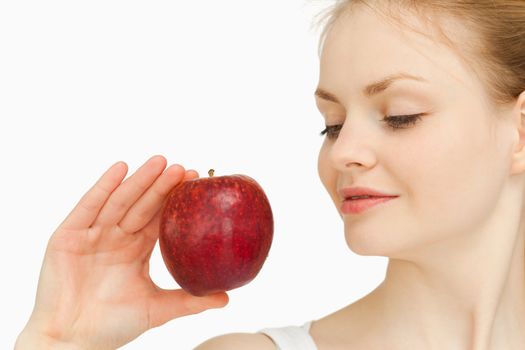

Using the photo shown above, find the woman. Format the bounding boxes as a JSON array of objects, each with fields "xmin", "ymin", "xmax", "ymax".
[{"xmin": 15, "ymin": 1, "xmax": 525, "ymax": 349}]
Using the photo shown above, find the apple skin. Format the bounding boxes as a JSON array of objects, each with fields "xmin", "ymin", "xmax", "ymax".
[{"xmin": 159, "ymin": 171, "xmax": 274, "ymax": 297}]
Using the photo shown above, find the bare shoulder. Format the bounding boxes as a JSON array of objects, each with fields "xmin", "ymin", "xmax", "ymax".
[{"xmin": 194, "ymin": 332, "xmax": 276, "ymax": 350}]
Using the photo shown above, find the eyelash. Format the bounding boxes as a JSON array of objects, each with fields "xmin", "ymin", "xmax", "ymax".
[{"xmin": 319, "ymin": 114, "xmax": 424, "ymax": 140}]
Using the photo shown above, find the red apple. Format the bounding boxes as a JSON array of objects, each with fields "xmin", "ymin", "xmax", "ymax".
[{"xmin": 159, "ymin": 169, "xmax": 274, "ymax": 296}]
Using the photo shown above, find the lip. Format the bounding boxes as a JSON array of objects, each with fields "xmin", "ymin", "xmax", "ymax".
[
  {"xmin": 340, "ymin": 196, "xmax": 397, "ymax": 215},
  {"xmin": 337, "ymin": 186, "xmax": 399, "ymax": 200},
  {"xmin": 337, "ymin": 186, "xmax": 399, "ymax": 215}
]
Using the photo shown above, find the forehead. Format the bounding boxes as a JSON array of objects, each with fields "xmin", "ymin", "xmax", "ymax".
[{"xmin": 318, "ymin": 5, "xmax": 478, "ymax": 101}]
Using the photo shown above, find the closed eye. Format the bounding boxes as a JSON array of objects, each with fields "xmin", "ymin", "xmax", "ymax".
[{"xmin": 319, "ymin": 114, "xmax": 424, "ymax": 140}]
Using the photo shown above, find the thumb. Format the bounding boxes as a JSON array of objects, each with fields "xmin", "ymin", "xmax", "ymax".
[{"xmin": 147, "ymin": 288, "xmax": 229, "ymax": 328}]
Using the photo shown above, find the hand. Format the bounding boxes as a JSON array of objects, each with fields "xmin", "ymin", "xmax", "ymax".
[{"xmin": 16, "ymin": 155, "xmax": 229, "ymax": 350}]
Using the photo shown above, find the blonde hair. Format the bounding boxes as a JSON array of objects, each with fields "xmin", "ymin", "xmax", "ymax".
[{"xmin": 313, "ymin": 0, "xmax": 525, "ymax": 107}]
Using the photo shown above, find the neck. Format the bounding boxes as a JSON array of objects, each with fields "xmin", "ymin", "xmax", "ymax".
[{"xmin": 374, "ymin": 194, "xmax": 525, "ymax": 350}]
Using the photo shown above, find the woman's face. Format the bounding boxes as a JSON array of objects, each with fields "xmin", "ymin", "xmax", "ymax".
[{"xmin": 316, "ymin": 5, "xmax": 517, "ymax": 258}]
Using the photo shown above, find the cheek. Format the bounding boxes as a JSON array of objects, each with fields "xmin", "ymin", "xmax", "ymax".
[
  {"xmin": 318, "ymin": 143, "xmax": 338, "ymax": 199},
  {"xmin": 404, "ymin": 114, "xmax": 507, "ymax": 235}
]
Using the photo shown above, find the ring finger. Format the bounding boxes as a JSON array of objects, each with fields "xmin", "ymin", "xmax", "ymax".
[{"xmin": 118, "ymin": 164, "xmax": 186, "ymax": 234}]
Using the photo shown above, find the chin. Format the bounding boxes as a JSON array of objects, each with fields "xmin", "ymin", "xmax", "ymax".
[
  {"xmin": 344, "ymin": 227, "xmax": 388, "ymax": 256},
  {"xmin": 343, "ymin": 224, "xmax": 412, "ymax": 258}
]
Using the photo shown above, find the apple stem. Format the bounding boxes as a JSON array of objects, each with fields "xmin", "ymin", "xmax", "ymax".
[{"xmin": 208, "ymin": 169, "xmax": 215, "ymax": 177}]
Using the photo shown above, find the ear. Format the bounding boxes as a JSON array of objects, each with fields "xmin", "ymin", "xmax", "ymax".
[{"xmin": 510, "ymin": 90, "xmax": 525, "ymax": 175}]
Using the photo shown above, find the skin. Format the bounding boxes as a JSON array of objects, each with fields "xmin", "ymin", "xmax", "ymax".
[
  {"xmin": 314, "ymin": 4, "xmax": 525, "ymax": 350},
  {"xmin": 16, "ymin": 4, "xmax": 525, "ymax": 350},
  {"xmin": 15, "ymin": 155, "xmax": 229, "ymax": 349}
]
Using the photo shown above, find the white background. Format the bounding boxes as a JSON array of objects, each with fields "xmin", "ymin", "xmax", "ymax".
[{"xmin": 0, "ymin": 1, "xmax": 387, "ymax": 348}]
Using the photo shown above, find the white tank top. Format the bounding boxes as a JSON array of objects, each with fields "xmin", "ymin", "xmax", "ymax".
[{"xmin": 258, "ymin": 321, "xmax": 318, "ymax": 350}]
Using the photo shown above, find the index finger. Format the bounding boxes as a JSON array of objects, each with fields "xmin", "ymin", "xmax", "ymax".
[{"xmin": 58, "ymin": 161, "xmax": 129, "ymax": 231}]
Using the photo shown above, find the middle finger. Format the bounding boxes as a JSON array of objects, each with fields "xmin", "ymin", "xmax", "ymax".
[{"xmin": 92, "ymin": 155, "xmax": 167, "ymax": 227}]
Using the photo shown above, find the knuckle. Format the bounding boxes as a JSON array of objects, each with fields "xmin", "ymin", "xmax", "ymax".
[
  {"xmin": 110, "ymin": 198, "xmax": 128, "ymax": 212},
  {"xmin": 95, "ymin": 181, "xmax": 114, "ymax": 196},
  {"xmin": 79, "ymin": 197, "xmax": 99, "ymax": 213},
  {"xmin": 86, "ymin": 226, "xmax": 103, "ymax": 244},
  {"xmin": 151, "ymin": 185, "xmax": 166, "ymax": 200},
  {"xmin": 130, "ymin": 176, "xmax": 149, "ymax": 192},
  {"xmin": 131, "ymin": 208, "xmax": 149, "ymax": 224}
]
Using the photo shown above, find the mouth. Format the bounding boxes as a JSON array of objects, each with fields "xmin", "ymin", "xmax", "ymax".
[
  {"xmin": 344, "ymin": 195, "xmax": 393, "ymax": 200},
  {"xmin": 338, "ymin": 186, "xmax": 399, "ymax": 201},
  {"xmin": 340, "ymin": 196, "xmax": 398, "ymax": 214}
]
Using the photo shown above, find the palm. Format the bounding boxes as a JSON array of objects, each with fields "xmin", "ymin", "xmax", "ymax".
[
  {"xmin": 41, "ymin": 224, "xmax": 158, "ymax": 347},
  {"xmin": 27, "ymin": 156, "xmax": 228, "ymax": 350}
]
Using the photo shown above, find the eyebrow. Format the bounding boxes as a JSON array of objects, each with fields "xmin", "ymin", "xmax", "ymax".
[{"xmin": 314, "ymin": 72, "xmax": 428, "ymax": 104}]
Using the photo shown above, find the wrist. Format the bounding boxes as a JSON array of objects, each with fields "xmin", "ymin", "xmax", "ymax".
[{"xmin": 15, "ymin": 327, "xmax": 82, "ymax": 350}]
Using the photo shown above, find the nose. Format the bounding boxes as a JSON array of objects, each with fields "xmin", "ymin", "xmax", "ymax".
[{"xmin": 328, "ymin": 120, "xmax": 377, "ymax": 171}]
